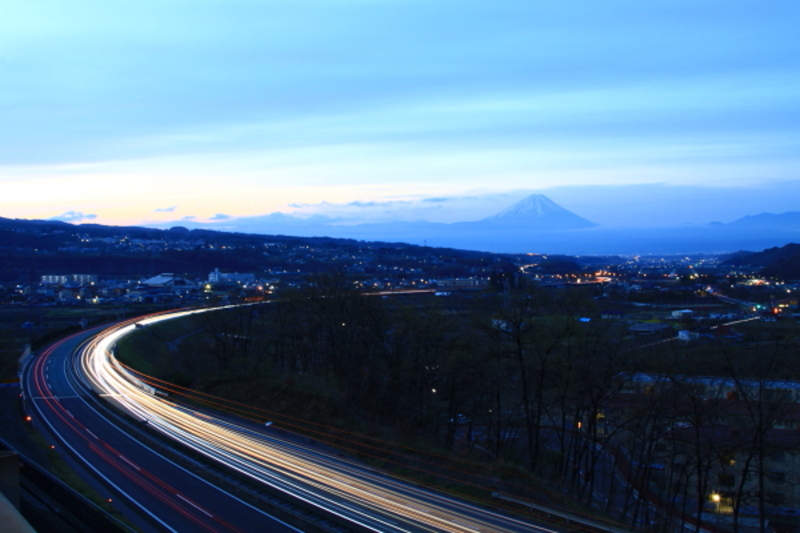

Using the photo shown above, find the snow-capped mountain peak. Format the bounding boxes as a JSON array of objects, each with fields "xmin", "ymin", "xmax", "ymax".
[
  {"xmin": 488, "ymin": 194, "xmax": 564, "ymax": 219},
  {"xmin": 481, "ymin": 194, "xmax": 597, "ymax": 229}
]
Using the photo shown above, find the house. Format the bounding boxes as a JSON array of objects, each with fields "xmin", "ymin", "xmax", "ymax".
[
  {"xmin": 142, "ymin": 273, "xmax": 178, "ymax": 287},
  {"xmin": 141, "ymin": 273, "xmax": 195, "ymax": 296},
  {"xmin": 629, "ymin": 323, "xmax": 673, "ymax": 336}
]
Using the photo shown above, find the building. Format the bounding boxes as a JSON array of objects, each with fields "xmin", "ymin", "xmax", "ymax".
[
  {"xmin": 208, "ymin": 268, "xmax": 255, "ymax": 284},
  {"xmin": 41, "ymin": 274, "xmax": 98, "ymax": 285},
  {"xmin": 613, "ymin": 373, "xmax": 800, "ymax": 523},
  {"xmin": 140, "ymin": 274, "xmax": 195, "ymax": 296},
  {"xmin": 434, "ymin": 278, "xmax": 488, "ymax": 289},
  {"xmin": 628, "ymin": 322, "xmax": 673, "ymax": 336}
]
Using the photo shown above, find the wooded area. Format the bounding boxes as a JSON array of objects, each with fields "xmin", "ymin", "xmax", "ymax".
[{"xmin": 119, "ymin": 275, "xmax": 800, "ymax": 532}]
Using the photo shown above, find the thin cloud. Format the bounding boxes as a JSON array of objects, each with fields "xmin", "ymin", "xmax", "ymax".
[
  {"xmin": 155, "ymin": 205, "xmax": 177, "ymax": 213},
  {"xmin": 209, "ymin": 213, "xmax": 232, "ymax": 221},
  {"xmin": 49, "ymin": 211, "xmax": 97, "ymax": 223},
  {"xmin": 423, "ymin": 197, "xmax": 451, "ymax": 203},
  {"xmin": 271, "ymin": 195, "xmax": 517, "ymax": 224},
  {"xmin": 346, "ymin": 201, "xmax": 381, "ymax": 208}
]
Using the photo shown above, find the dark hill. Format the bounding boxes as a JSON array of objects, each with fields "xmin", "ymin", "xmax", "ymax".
[
  {"xmin": 0, "ymin": 216, "xmax": 530, "ymax": 282},
  {"xmin": 722, "ymin": 243, "xmax": 800, "ymax": 280}
]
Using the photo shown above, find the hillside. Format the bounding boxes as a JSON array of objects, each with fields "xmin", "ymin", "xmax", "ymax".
[
  {"xmin": 721, "ymin": 242, "xmax": 800, "ymax": 280},
  {"xmin": 0, "ymin": 216, "xmax": 523, "ymax": 282}
]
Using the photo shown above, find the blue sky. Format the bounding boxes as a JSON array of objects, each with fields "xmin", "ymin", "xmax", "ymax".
[{"xmin": 2, "ymin": 1, "xmax": 799, "ymax": 229}]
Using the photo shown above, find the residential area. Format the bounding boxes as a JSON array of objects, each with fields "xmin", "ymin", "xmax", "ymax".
[{"xmin": 2, "ymin": 218, "xmax": 800, "ymax": 532}]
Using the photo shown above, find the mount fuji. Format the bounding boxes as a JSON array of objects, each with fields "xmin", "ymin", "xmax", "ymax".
[
  {"xmin": 157, "ymin": 194, "xmax": 602, "ymax": 252},
  {"xmin": 477, "ymin": 194, "xmax": 597, "ymax": 230},
  {"xmin": 155, "ymin": 194, "xmax": 800, "ymax": 255}
]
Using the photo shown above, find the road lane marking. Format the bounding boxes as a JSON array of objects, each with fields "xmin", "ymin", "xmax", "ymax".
[
  {"xmin": 30, "ymin": 396, "xmax": 79, "ymax": 400},
  {"xmin": 118, "ymin": 454, "xmax": 141, "ymax": 471},
  {"xmin": 175, "ymin": 493, "xmax": 213, "ymax": 517}
]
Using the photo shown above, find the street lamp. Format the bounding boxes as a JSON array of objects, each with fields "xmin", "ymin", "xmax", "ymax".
[{"xmin": 711, "ymin": 493, "xmax": 721, "ymax": 513}]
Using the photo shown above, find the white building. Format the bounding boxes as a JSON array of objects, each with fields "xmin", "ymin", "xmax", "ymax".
[{"xmin": 208, "ymin": 268, "xmax": 255, "ymax": 284}]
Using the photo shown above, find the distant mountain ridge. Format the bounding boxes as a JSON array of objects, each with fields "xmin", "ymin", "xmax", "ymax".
[
  {"xmin": 722, "ymin": 243, "xmax": 800, "ymax": 280},
  {"xmin": 14, "ymin": 197, "xmax": 800, "ymax": 257},
  {"xmin": 150, "ymin": 198, "xmax": 800, "ymax": 255},
  {"xmin": 725, "ymin": 211, "xmax": 800, "ymax": 230}
]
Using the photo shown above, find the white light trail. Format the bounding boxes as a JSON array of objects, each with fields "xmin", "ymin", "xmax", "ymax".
[{"xmin": 77, "ymin": 309, "xmax": 554, "ymax": 533}]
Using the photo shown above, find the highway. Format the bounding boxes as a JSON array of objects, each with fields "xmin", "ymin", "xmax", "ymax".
[
  {"xmin": 24, "ymin": 324, "xmax": 303, "ymax": 533},
  {"xmin": 26, "ymin": 310, "xmax": 562, "ymax": 533}
]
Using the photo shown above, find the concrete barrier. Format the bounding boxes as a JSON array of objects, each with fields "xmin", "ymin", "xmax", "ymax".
[{"xmin": 0, "ymin": 451, "xmax": 35, "ymax": 533}]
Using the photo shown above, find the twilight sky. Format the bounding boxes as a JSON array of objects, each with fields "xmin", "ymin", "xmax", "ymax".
[{"xmin": 2, "ymin": 1, "xmax": 799, "ymax": 229}]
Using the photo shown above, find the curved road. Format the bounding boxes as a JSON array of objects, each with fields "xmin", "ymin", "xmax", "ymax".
[
  {"xmin": 24, "ymin": 325, "xmax": 301, "ymax": 533},
  {"xmin": 26, "ymin": 310, "xmax": 562, "ymax": 533}
]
